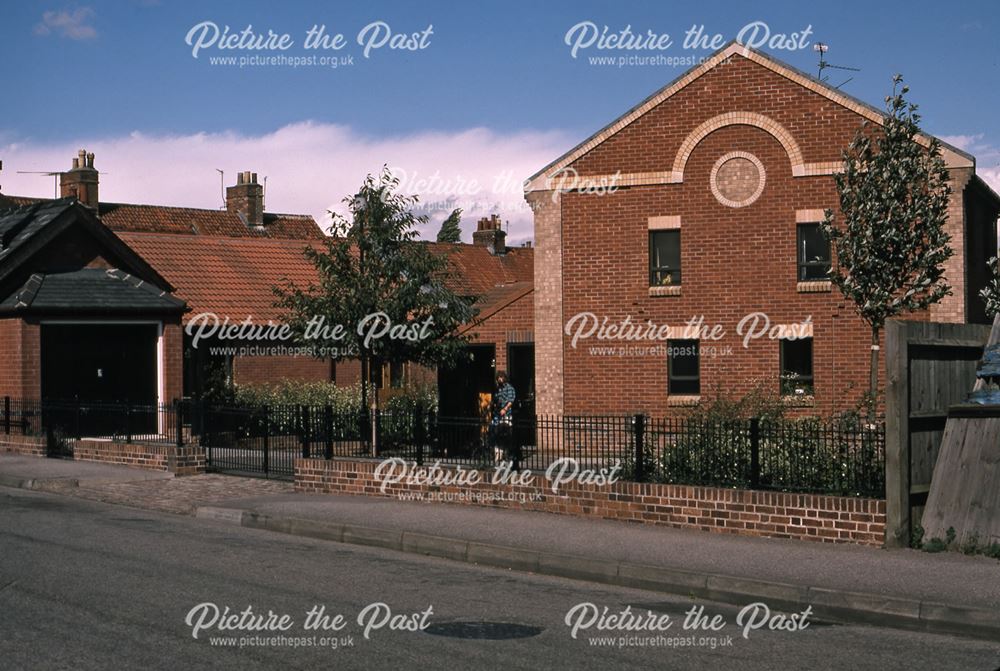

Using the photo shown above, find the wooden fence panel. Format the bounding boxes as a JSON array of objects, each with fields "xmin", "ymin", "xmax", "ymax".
[{"xmin": 883, "ymin": 319, "xmax": 992, "ymax": 547}]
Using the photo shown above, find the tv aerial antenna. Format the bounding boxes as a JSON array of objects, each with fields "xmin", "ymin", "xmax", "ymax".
[
  {"xmin": 15, "ymin": 171, "xmax": 60, "ymax": 198},
  {"xmin": 814, "ymin": 43, "xmax": 860, "ymax": 89},
  {"xmin": 216, "ymin": 169, "xmax": 225, "ymax": 209},
  {"xmin": 15, "ymin": 168, "xmax": 111, "ymax": 198}
]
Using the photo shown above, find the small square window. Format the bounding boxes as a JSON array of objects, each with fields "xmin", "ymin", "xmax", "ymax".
[
  {"xmin": 780, "ymin": 337, "xmax": 814, "ymax": 396},
  {"xmin": 668, "ymin": 339, "xmax": 700, "ymax": 395},
  {"xmin": 649, "ymin": 230, "xmax": 681, "ymax": 286},
  {"xmin": 797, "ymin": 224, "xmax": 831, "ymax": 281}
]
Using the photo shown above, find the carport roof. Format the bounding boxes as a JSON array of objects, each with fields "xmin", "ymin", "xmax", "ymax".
[{"xmin": 0, "ymin": 268, "xmax": 186, "ymax": 315}]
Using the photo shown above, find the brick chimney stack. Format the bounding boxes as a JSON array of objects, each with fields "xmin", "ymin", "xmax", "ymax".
[
  {"xmin": 60, "ymin": 149, "xmax": 99, "ymax": 208},
  {"xmin": 473, "ymin": 214, "xmax": 507, "ymax": 255},
  {"xmin": 226, "ymin": 171, "xmax": 264, "ymax": 230}
]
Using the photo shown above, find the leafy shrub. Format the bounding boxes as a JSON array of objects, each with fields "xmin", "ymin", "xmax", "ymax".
[
  {"xmin": 234, "ymin": 380, "xmax": 362, "ymax": 414},
  {"xmin": 910, "ymin": 525, "xmax": 925, "ymax": 550},
  {"xmin": 637, "ymin": 391, "xmax": 883, "ymax": 495},
  {"xmin": 230, "ymin": 381, "xmax": 438, "ymax": 453},
  {"xmin": 961, "ymin": 532, "xmax": 981, "ymax": 556}
]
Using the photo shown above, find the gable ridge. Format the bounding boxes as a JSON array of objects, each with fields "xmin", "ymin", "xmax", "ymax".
[{"xmin": 525, "ymin": 41, "xmax": 973, "ymax": 193}]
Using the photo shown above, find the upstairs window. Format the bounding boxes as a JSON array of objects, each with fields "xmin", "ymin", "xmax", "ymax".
[
  {"xmin": 667, "ymin": 339, "xmax": 700, "ymax": 395},
  {"xmin": 797, "ymin": 223, "xmax": 831, "ymax": 281},
  {"xmin": 780, "ymin": 337, "xmax": 814, "ymax": 397},
  {"xmin": 649, "ymin": 230, "xmax": 681, "ymax": 286}
]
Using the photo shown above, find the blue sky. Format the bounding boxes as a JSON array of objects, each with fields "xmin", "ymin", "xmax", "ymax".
[{"xmin": 2, "ymin": 0, "xmax": 999, "ymax": 241}]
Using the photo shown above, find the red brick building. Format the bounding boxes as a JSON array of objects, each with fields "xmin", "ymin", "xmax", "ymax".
[
  {"xmin": 0, "ymin": 152, "xmax": 534, "ymax": 414},
  {"xmin": 525, "ymin": 43, "xmax": 1000, "ymax": 417}
]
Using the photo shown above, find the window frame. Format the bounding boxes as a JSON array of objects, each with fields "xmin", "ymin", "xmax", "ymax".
[
  {"xmin": 649, "ymin": 229, "xmax": 681, "ymax": 287},
  {"xmin": 779, "ymin": 337, "xmax": 814, "ymax": 397},
  {"xmin": 796, "ymin": 223, "xmax": 831, "ymax": 282},
  {"xmin": 667, "ymin": 339, "xmax": 700, "ymax": 395}
]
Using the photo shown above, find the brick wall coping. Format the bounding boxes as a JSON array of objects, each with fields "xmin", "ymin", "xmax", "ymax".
[{"xmin": 295, "ymin": 457, "xmax": 886, "ymax": 547}]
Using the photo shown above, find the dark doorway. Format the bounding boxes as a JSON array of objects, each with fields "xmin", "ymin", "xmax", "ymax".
[
  {"xmin": 41, "ymin": 323, "xmax": 159, "ymax": 435},
  {"xmin": 438, "ymin": 344, "xmax": 495, "ymax": 418},
  {"xmin": 507, "ymin": 343, "xmax": 535, "ymax": 447},
  {"xmin": 507, "ymin": 343, "xmax": 535, "ymax": 417},
  {"xmin": 183, "ymin": 334, "xmax": 233, "ymax": 401}
]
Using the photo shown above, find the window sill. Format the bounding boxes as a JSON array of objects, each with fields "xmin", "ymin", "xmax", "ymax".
[
  {"xmin": 797, "ymin": 281, "xmax": 831, "ymax": 293},
  {"xmin": 649, "ymin": 285, "xmax": 682, "ymax": 297},
  {"xmin": 667, "ymin": 395, "xmax": 701, "ymax": 407},
  {"xmin": 781, "ymin": 394, "xmax": 815, "ymax": 407}
]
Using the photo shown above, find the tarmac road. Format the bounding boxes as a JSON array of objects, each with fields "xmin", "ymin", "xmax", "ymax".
[{"xmin": 1, "ymin": 485, "xmax": 998, "ymax": 671}]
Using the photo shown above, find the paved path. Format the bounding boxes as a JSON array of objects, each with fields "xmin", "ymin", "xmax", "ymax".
[
  {"xmin": 0, "ymin": 455, "xmax": 292, "ymax": 514},
  {"xmin": 205, "ymin": 492, "xmax": 1000, "ymax": 610},
  {"xmin": 67, "ymin": 474, "xmax": 293, "ymax": 514}
]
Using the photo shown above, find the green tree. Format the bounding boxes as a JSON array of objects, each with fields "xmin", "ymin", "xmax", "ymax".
[
  {"xmin": 436, "ymin": 207, "xmax": 463, "ymax": 243},
  {"xmin": 981, "ymin": 256, "xmax": 1000, "ymax": 319},
  {"xmin": 821, "ymin": 76, "xmax": 953, "ymax": 419},
  {"xmin": 274, "ymin": 169, "xmax": 477, "ymax": 448}
]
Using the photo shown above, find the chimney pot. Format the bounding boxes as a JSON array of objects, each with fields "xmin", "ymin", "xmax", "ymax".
[
  {"xmin": 472, "ymin": 213, "xmax": 507, "ymax": 254},
  {"xmin": 60, "ymin": 149, "xmax": 99, "ymax": 207},
  {"xmin": 227, "ymin": 169, "xmax": 265, "ymax": 229}
]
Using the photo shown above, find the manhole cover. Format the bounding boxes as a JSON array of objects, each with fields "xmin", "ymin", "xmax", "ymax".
[{"xmin": 423, "ymin": 621, "xmax": 544, "ymax": 640}]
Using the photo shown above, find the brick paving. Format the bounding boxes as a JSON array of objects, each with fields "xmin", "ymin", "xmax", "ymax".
[{"xmin": 37, "ymin": 474, "xmax": 293, "ymax": 515}]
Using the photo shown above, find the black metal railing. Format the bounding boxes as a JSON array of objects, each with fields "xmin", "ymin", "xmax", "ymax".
[{"xmin": 0, "ymin": 396, "xmax": 885, "ymax": 496}]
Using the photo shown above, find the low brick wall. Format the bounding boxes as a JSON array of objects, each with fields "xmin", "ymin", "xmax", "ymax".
[
  {"xmin": 73, "ymin": 440, "xmax": 205, "ymax": 475},
  {"xmin": 295, "ymin": 458, "xmax": 887, "ymax": 546},
  {"xmin": 0, "ymin": 435, "xmax": 47, "ymax": 457},
  {"xmin": 0, "ymin": 436, "xmax": 205, "ymax": 476}
]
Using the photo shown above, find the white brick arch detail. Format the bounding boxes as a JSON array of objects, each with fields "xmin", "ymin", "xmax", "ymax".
[{"xmin": 671, "ymin": 112, "xmax": 806, "ymax": 181}]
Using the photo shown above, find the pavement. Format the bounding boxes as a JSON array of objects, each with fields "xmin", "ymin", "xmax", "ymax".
[
  {"xmin": 0, "ymin": 455, "xmax": 173, "ymax": 488},
  {"xmin": 2, "ymin": 454, "xmax": 999, "ymax": 641},
  {"xmin": 0, "ymin": 455, "xmax": 292, "ymax": 514}
]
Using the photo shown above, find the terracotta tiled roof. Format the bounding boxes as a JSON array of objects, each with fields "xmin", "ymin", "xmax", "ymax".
[
  {"xmin": 0, "ymin": 195, "xmax": 325, "ymax": 239},
  {"xmin": 99, "ymin": 202, "xmax": 248, "ymax": 236},
  {"xmin": 119, "ymin": 232, "xmax": 322, "ymax": 323},
  {"xmin": 119, "ymin": 231, "xmax": 534, "ymax": 325},
  {"xmin": 460, "ymin": 281, "xmax": 533, "ymax": 334},
  {"xmin": 429, "ymin": 243, "xmax": 533, "ymax": 296},
  {"xmin": 262, "ymin": 213, "xmax": 328, "ymax": 239}
]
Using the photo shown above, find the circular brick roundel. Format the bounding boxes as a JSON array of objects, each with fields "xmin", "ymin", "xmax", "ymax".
[{"xmin": 710, "ymin": 151, "xmax": 766, "ymax": 208}]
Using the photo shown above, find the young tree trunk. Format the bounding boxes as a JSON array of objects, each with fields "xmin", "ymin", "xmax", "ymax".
[
  {"xmin": 869, "ymin": 326, "xmax": 881, "ymax": 422},
  {"xmin": 360, "ymin": 352, "xmax": 370, "ymax": 447}
]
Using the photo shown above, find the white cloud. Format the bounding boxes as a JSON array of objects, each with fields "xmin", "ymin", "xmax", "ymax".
[
  {"xmin": 978, "ymin": 166, "xmax": 1000, "ymax": 195},
  {"xmin": 33, "ymin": 7, "xmax": 97, "ymax": 40},
  {"xmin": 940, "ymin": 134, "xmax": 984, "ymax": 152},
  {"xmin": 941, "ymin": 134, "xmax": 1000, "ymax": 194},
  {"xmin": 0, "ymin": 122, "xmax": 572, "ymax": 244}
]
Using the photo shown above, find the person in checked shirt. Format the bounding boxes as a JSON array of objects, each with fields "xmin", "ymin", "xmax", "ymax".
[{"xmin": 490, "ymin": 371, "xmax": 516, "ymax": 466}]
